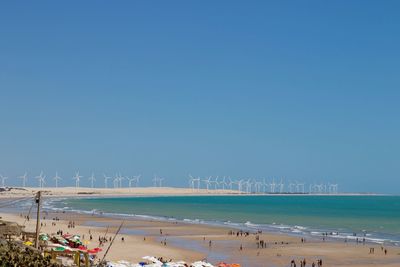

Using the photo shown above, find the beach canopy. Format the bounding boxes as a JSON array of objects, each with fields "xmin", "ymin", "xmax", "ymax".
[
  {"xmin": 51, "ymin": 235, "xmax": 68, "ymax": 245},
  {"xmin": 53, "ymin": 247, "xmax": 66, "ymax": 252},
  {"xmin": 191, "ymin": 261, "xmax": 215, "ymax": 267},
  {"xmin": 39, "ymin": 233, "xmax": 49, "ymax": 241},
  {"xmin": 142, "ymin": 256, "xmax": 163, "ymax": 264},
  {"xmin": 217, "ymin": 263, "xmax": 240, "ymax": 267},
  {"xmin": 87, "ymin": 247, "xmax": 102, "ymax": 254}
]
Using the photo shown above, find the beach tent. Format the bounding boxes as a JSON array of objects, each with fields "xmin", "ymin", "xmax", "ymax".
[
  {"xmin": 191, "ymin": 261, "xmax": 215, "ymax": 267},
  {"xmin": 39, "ymin": 233, "xmax": 49, "ymax": 241},
  {"xmin": 87, "ymin": 247, "xmax": 102, "ymax": 254},
  {"xmin": 51, "ymin": 235, "xmax": 69, "ymax": 245},
  {"xmin": 23, "ymin": 241, "xmax": 33, "ymax": 246},
  {"xmin": 165, "ymin": 262, "xmax": 186, "ymax": 267},
  {"xmin": 106, "ymin": 261, "xmax": 142, "ymax": 267},
  {"xmin": 142, "ymin": 256, "xmax": 163, "ymax": 265},
  {"xmin": 217, "ymin": 263, "xmax": 240, "ymax": 267}
]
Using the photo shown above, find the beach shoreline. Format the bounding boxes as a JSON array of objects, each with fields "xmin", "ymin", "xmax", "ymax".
[
  {"xmin": 1, "ymin": 191, "xmax": 400, "ymax": 266},
  {"xmin": 0, "ymin": 186, "xmax": 386, "ymax": 199}
]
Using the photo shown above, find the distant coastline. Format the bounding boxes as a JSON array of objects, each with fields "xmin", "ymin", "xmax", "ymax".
[{"xmin": 0, "ymin": 186, "xmax": 388, "ymax": 199}]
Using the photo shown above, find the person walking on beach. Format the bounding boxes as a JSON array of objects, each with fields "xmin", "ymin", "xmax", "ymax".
[
  {"xmin": 240, "ymin": 244, "xmax": 242, "ymax": 251},
  {"xmin": 209, "ymin": 240, "xmax": 212, "ymax": 248}
]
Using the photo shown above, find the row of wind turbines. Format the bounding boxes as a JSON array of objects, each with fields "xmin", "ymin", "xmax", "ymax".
[
  {"xmin": 0, "ymin": 172, "xmax": 339, "ymax": 194},
  {"xmin": 0, "ymin": 172, "xmax": 154, "ymax": 189},
  {"xmin": 188, "ymin": 175, "xmax": 339, "ymax": 194}
]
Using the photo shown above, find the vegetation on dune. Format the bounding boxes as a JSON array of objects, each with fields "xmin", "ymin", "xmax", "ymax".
[{"xmin": 0, "ymin": 240, "xmax": 63, "ymax": 267}]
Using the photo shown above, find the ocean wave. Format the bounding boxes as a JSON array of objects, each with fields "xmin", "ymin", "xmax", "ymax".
[{"xmin": 44, "ymin": 199, "xmax": 400, "ymax": 247}]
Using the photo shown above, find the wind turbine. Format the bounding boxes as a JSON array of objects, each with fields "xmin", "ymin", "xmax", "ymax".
[
  {"xmin": 88, "ymin": 173, "xmax": 96, "ymax": 188},
  {"xmin": 262, "ymin": 178, "xmax": 268, "ymax": 193},
  {"xmin": 231, "ymin": 179, "xmax": 238, "ymax": 191},
  {"xmin": 193, "ymin": 176, "xmax": 201, "ymax": 190},
  {"xmin": 0, "ymin": 174, "xmax": 8, "ymax": 187},
  {"xmin": 220, "ymin": 176, "xmax": 228, "ymax": 190},
  {"xmin": 254, "ymin": 180, "xmax": 263, "ymax": 193},
  {"xmin": 118, "ymin": 173, "xmax": 125, "ymax": 188},
  {"xmin": 18, "ymin": 172, "xmax": 28, "ymax": 187},
  {"xmin": 246, "ymin": 179, "xmax": 252, "ymax": 194},
  {"xmin": 132, "ymin": 175, "xmax": 140, "ymax": 187},
  {"xmin": 128, "ymin": 175, "xmax": 138, "ymax": 188},
  {"xmin": 40, "ymin": 175, "xmax": 46, "ymax": 188},
  {"xmin": 309, "ymin": 183, "xmax": 314, "ymax": 193},
  {"xmin": 227, "ymin": 177, "xmax": 233, "ymax": 190},
  {"xmin": 202, "ymin": 176, "xmax": 212, "ymax": 191},
  {"xmin": 188, "ymin": 175, "xmax": 195, "ymax": 190},
  {"xmin": 53, "ymin": 172, "xmax": 62, "ymax": 188},
  {"xmin": 158, "ymin": 177, "xmax": 164, "ymax": 187},
  {"xmin": 270, "ymin": 178, "xmax": 276, "ymax": 193},
  {"xmin": 288, "ymin": 181, "xmax": 296, "ymax": 193},
  {"xmin": 296, "ymin": 181, "xmax": 305, "ymax": 194},
  {"xmin": 103, "ymin": 174, "xmax": 111, "ymax": 188},
  {"xmin": 152, "ymin": 175, "xmax": 159, "ymax": 187},
  {"xmin": 212, "ymin": 176, "xmax": 219, "ymax": 190},
  {"xmin": 278, "ymin": 178, "xmax": 285, "ymax": 193},
  {"xmin": 238, "ymin": 179, "xmax": 245, "ymax": 193},
  {"xmin": 113, "ymin": 174, "xmax": 119, "ymax": 188},
  {"xmin": 73, "ymin": 172, "xmax": 83, "ymax": 188},
  {"xmin": 35, "ymin": 171, "xmax": 45, "ymax": 188}
]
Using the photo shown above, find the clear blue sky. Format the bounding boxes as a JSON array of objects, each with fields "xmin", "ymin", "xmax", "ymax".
[{"xmin": 1, "ymin": 1, "xmax": 399, "ymax": 193}]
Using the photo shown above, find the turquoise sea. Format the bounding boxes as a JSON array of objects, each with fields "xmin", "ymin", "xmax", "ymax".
[{"xmin": 48, "ymin": 195, "xmax": 400, "ymax": 246}]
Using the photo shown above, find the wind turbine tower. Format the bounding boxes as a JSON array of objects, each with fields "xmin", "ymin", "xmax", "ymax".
[
  {"xmin": 53, "ymin": 172, "xmax": 62, "ymax": 188},
  {"xmin": 35, "ymin": 171, "xmax": 45, "ymax": 188},
  {"xmin": 73, "ymin": 172, "xmax": 83, "ymax": 188},
  {"xmin": 153, "ymin": 175, "xmax": 159, "ymax": 187},
  {"xmin": 202, "ymin": 176, "xmax": 212, "ymax": 191},
  {"xmin": 158, "ymin": 177, "xmax": 164, "ymax": 187},
  {"xmin": 89, "ymin": 173, "xmax": 96, "ymax": 188},
  {"xmin": 270, "ymin": 178, "xmax": 276, "ymax": 193},
  {"xmin": 0, "ymin": 174, "xmax": 8, "ymax": 187},
  {"xmin": 188, "ymin": 175, "xmax": 195, "ymax": 190},
  {"xmin": 19, "ymin": 172, "xmax": 28, "ymax": 187},
  {"xmin": 103, "ymin": 174, "xmax": 111, "ymax": 188}
]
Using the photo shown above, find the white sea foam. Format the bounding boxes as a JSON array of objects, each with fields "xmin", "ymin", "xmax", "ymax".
[{"xmin": 44, "ymin": 198, "xmax": 400, "ymax": 247}]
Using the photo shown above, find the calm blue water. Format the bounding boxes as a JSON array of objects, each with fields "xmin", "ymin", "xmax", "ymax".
[{"xmin": 49, "ymin": 195, "xmax": 400, "ymax": 246}]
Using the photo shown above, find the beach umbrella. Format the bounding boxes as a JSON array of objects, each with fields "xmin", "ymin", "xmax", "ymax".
[
  {"xmin": 23, "ymin": 241, "xmax": 33, "ymax": 246},
  {"xmin": 87, "ymin": 247, "xmax": 102, "ymax": 254},
  {"xmin": 77, "ymin": 245, "xmax": 87, "ymax": 251},
  {"xmin": 53, "ymin": 247, "xmax": 66, "ymax": 252},
  {"xmin": 39, "ymin": 233, "xmax": 49, "ymax": 241}
]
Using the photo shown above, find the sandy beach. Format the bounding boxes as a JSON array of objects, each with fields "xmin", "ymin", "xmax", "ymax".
[
  {"xmin": 0, "ymin": 187, "xmax": 241, "ymax": 199},
  {"xmin": 0, "ymin": 187, "xmax": 374, "ymax": 199},
  {"xmin": 1, "ymin": 189, "xmax": 400, "ymax": 266}
]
